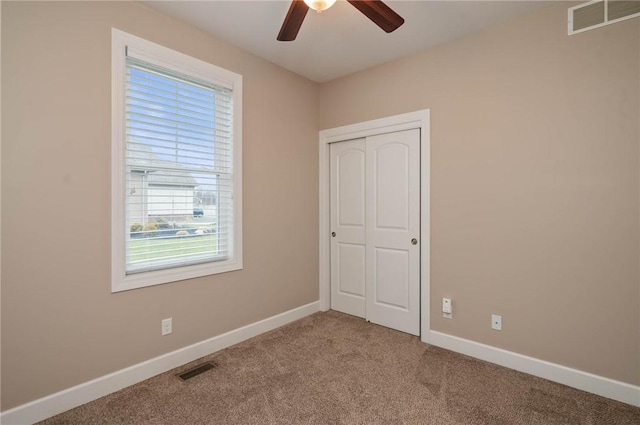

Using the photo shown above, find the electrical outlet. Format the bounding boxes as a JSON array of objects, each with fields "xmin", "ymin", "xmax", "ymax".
[
  {"xmin": 442, "ymin": 298, "xmax": 452, "ymax": 313},
  {"xmin": 442, "ymin": 297, "xmax": 452, "ymax": 319},
  {"xmin": 162, "ymin": 318, "xmax": 172, "ymax": 336},
  {"xmin": 491, "ymin": 314, "xmax": 502, "ymax": 331}
]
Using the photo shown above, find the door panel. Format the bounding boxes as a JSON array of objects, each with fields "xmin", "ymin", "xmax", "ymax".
[
  {"xmin": 366, "ymin": 129, "xmax": 420, "ymax": 335},
  {"xmin": 337, "ymin": 151, "xmax": 365, "ymax": 227},
  {"xmin": 374, "ymin": 143, "xmax": 410, "ymax": 230},
  {"xmin": 375, "ymin": 247, "xmax": 409, "ymax": 310},
  {"xmin": 337, "ymin": 243, "xmax": 366, "ymax": 297},
  {"xmin": 330, "ymin": 139, "xmax": 366, "ymax": 318}
]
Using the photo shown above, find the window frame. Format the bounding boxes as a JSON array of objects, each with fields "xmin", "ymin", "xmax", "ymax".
[{"xmin": 111, "ymin": 28, "xmax": 243, "ymax": 293}]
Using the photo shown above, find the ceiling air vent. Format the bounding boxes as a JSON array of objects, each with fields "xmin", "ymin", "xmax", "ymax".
[{"xmin": 569, "ymin": 0, "xmax": 640, "ymax": 35}]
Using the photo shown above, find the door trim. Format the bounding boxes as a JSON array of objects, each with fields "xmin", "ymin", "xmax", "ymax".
[{"xmin": 318, "ymin": 110, "xmax": 431, "ymax": 343}]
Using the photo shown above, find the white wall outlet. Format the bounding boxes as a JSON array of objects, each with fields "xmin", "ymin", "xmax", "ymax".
[
  {"xmin": 162, "ymin": 318, "xmax": 172, "ymax": 336},
  {"xmin": 442, "ymin": 298, "xmax": 452, "ymax": 319},
  {"xmin": 491, "ymin": 314, "xmax": 502, "ymax": 331}
]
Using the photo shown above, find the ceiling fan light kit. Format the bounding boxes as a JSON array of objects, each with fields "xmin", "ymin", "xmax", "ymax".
[
  {"xmin": 304, "ymin": 0, "xmax": 337, "ymax": 13},
  {"xmin": 277, "ymin": 0, "xmax": 405, "ymax": 41}
]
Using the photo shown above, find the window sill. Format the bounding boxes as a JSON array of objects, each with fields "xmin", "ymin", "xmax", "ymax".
[{"xmin": 111, "ymin": 257, "xmax": 242, "ymax": 293}]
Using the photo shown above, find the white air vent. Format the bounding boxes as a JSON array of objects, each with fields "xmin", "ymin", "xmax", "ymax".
[{"xmin": 569, "ymin": 0, "xmax": 640, "ymax": 35}]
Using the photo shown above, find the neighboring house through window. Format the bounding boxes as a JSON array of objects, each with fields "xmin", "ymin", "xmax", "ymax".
[{"xmin": 111, "ymin": 29, "xmax": 243, "ymax": 292}]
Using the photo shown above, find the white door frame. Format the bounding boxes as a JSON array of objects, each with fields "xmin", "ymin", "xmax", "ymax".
[{"xmin": 318, "ymin": 110, "xmax": 431, "ymax": 343}]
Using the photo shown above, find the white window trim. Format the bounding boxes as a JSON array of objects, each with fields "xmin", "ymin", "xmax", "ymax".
[{"xmin": 111, "ymin": 28, "xmax": 243, "ymax": 293}]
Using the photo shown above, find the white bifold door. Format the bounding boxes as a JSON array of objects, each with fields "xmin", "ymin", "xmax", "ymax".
[{"xmin": 330, "ymin": 129, "xmax": 420, "ymax": 335}]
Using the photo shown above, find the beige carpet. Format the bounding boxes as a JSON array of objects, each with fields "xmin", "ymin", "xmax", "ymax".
[{"xmin": 39, "ymin": 311, "xmax": 640, "ymax": 424}]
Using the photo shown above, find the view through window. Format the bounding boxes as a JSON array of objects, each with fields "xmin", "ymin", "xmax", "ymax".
[{"xmin": 125, "ymin": 57, "xmax": 233, "ymax": 274}]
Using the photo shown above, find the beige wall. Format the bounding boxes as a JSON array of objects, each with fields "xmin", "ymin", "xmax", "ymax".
[
  {"xmin": 1, "ymin": 1, "xmax": 319, "ymax": 410},
  {"xmin": 320, "ymin": 4, "xmax": 640, "ymax": 385},
  {"xmin": 3, "ymin": 0, "xmax": 640, "ymax": 413}
]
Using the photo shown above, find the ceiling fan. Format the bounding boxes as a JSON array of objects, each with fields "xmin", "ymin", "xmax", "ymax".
[{"xmin": 277, "ymin": 0, "xmax": 405, "ymax": 41}]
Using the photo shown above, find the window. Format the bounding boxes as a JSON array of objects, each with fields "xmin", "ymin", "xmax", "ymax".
[{"xmin": 111, "ymin": 29, "xmax": 242, "ymax": 292}]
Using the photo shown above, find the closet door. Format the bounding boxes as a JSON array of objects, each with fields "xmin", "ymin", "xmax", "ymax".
[
  {"xmin": 365, "ymin": 129, "xmax": 420, "ymax": 335},
  {"xmin": 330, "ymin": 138, "xmax": 367, "ymax": 318},
  {"xmin": 329, "ymin": 129, "xmax": 420, "ymax": 335}
]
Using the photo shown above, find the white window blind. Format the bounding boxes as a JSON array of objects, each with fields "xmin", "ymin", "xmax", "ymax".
[{"xmin": 125, "ymin": 56, "xmax": 234, "ymax": 274}]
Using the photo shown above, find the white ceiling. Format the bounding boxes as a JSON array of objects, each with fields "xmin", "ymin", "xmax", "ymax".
[{"xmin": 144, "ymin": 0, "xmax": 558, "ymax": 83}]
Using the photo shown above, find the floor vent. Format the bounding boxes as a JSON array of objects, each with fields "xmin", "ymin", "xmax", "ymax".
[
  {"xmin": 569, "ymin": 0, "xmax": 640, "ymax": 35},
  {"xmin": 178, "ymin": 362, "xmax": 216, "ymax": 381}
]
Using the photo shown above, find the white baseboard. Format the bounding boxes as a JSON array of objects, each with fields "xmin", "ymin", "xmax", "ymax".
[
  {"xmin": 0, "ymin": 301, "xmax": 320, "ymax": 425},
  {"xmin": 427, "ymin": 330, "xmax": 640, "ymax": 407}
]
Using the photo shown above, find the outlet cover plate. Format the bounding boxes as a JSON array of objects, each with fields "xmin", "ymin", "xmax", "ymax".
[
  {"xmin": 442, "ymin": 298, "xmax": 452, "ymax": 313},
  {"xmin": 162, "ymin": 318, "xmax": 172, "ymax": 336},
  {"xmin": 491, "ymin": 314, "xmax": 502, "ymax": 331}
]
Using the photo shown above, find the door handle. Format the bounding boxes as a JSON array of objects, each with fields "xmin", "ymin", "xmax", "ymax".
[
  {"xmin": 411, "ymin": 238, "xmax": 418, "ymax": 245},
  {"xmin": 332, "ymin": 232, "xmax": 336, "ymax": 237}
]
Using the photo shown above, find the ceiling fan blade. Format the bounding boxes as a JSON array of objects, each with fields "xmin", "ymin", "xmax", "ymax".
[
  {"xmin": 277, "ymin": 0, "xmax": 309, "ymax": 41},
  {"xmin": 347, "ymin": 0, "xmax": 404, "ymax": 33}
]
